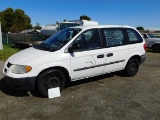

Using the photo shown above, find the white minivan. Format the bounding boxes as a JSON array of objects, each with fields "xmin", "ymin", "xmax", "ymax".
[{"xmin": 3, "ymin": 25, "xmax": 146, "ymax": 97}]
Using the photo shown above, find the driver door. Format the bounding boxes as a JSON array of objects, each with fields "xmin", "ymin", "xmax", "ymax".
[{"xmin": 70, "ymin": 29, "xmax": 106, "ymax": 80}]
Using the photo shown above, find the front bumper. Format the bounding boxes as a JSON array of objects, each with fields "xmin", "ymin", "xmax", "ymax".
[
  {"xmin": 3, "ymin": 61, "xmax": 37, "ymax": 91},
  {"xmin": 4, "ymin": 76, "xmax": 36, "ymax": 91}
]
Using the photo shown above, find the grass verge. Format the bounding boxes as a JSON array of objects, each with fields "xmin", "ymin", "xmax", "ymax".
[{"xmin": 0, "ymin": 45, "xmax": 20, "ymax": 61}]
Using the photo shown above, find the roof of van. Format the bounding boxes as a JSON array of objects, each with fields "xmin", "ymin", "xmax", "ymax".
[{"xmin": 70, "ymin": 25, "xmax": 134, "ymax": 29}]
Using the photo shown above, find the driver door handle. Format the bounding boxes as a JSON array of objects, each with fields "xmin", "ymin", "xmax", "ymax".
[{"xmin": 97, "ymin": 54, "xmax": 104, "ymax": 58}]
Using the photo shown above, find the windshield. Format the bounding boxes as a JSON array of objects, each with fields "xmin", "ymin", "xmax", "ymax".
[
  {"xmin": 148, "ymin": 33, "xmax": 156, "ymax": 38},
  {"xmin": 34, "ymin": 28, "xmax": 81, "ymax": 51}
]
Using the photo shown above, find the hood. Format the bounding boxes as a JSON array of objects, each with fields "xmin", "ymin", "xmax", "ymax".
[{"xmin": 7, "ymin": 47, "xmax": 50, "ymax": 65}]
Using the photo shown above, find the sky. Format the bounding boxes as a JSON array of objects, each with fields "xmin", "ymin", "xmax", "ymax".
[{"xmin": 0, "ymin": 0, "xmax": 160, "ymax": 29}]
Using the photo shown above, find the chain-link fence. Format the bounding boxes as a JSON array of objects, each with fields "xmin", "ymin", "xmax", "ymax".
[
  {"xmin": 2, "ymin": 32, "xmax": 45, "ymax": 47},
  {"xmin": 2, "ymin": 33, "xmax": 11, "ymax": 45}
]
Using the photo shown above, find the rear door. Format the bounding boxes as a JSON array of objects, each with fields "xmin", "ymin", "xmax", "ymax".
[{"xmin": 101, "ymin": 28, "xmax": 129, "ymax": 73}]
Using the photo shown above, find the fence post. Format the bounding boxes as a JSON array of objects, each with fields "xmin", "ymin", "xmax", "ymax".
[
  {"xmin": 0, "ymin": 21, "xmax": 3, "ymax": 50},
  {"xmin": 7, "ymin": 32, "xmax": 9, "ymax": 44}
]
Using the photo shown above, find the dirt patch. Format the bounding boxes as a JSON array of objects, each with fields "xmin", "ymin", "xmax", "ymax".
[{"xmin": 0, "ymin": 52, "xmax": 160, "ymax": 120}]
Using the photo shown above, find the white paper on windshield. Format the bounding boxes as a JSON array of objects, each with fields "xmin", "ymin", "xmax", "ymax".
[{"xmin": 48, "ymin": 87, "xmax": 61, "ymax": 99}]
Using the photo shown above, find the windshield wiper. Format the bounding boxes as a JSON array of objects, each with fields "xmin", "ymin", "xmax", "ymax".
[
  {"xmin": 49, "ymin": 47, "xmax": 58, "ymax": 52},
  {"xmin": 33, "ymin": 42, "xmax": 51, "ymax": 51},
  {"xmin": 39, "ymin": 42, "xmax": 49, "ymax": 47},
  {"xmin": 41, "ymin": 43, "xmax": 59, "ymax": 52}
]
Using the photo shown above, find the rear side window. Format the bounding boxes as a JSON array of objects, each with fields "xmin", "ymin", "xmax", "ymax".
[
  {"xmin": 102, "ymin": 28, "xmax": 125, "ymax": 47},
  {"xmin": 127, "ymin": 29, "xmax": 143, "ymax": 43}
]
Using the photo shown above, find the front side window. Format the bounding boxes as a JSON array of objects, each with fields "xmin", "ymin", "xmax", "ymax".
[
  {"xmin": 127, "ymin": 29, "xmax": 143, "ymax": 43},
  {"xmin": 73, "ymin": 29, "xmax": 101, "ymax": 51},
  {"xmin": 102, "ymin": 28, "xmax": 124, "ymax": 47}
]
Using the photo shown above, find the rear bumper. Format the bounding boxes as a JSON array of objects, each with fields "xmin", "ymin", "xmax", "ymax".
[
  {"xmin": 140, "ymin": 54, "xmax": 146, "ymax": 64},
  {"xmin": 4, "ymin": 76, "xmax": 36, "ymax": 91}
]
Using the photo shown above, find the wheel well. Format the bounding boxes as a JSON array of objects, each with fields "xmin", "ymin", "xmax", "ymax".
[
  {"xmin": 124, "ymin": 55, "xmax": 141, "ymax": 70},
  {"xmin": 129, "ymin": 55, "xmax": 141, "ymax": 63},
  {"xmin": 35, "ymin": 66, "xmax": 70, "ymax": 88}
]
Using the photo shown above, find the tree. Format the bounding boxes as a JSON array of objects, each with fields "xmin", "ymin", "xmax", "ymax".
[
  {"xmin": 63, "ymin": 19, "xmax": 67, "ymax": 22},
  {"xmin": 34, "ymin": 22, "xmax": 41, "ymax": 30},
  {"xmin": 0, "ymin": 8, "xmax": 32, "ymax": 33},
  {"xmin": 10, "ymin": 9, "xmax": 32, "ymax": 32},
  {"xmin": 3, "ymin": 8, "xmax": 15, "ymax": 28},
  {"xmin": 0, "ymin": 12, "xmax": 7, "ymax": 32},
  {"xmin": 136, "ymin": 26, "xmax": 144, "ymax": 30},
  {"xmin": 80, "ymin": 15, "xmax": 91, "ymax": 21},
  {"xmin": 56, "ymin": 21, "xmax": 59, "ymax": 25},
  {"xmin": 0, "ymin": 8, "xmax": 16, "ymax": 32}
]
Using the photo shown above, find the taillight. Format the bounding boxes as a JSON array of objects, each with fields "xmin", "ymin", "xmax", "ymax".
[{"xmin": 143, "ymin": 42, "xmax": 147, "ymax": 51}]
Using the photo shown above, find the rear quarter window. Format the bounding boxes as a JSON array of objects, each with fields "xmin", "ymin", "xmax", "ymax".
[{"xmin": 127, "ymin": 29, "xmax": 143, "ymax": 44}]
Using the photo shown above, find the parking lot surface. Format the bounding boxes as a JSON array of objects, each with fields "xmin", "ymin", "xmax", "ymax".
[{"xmin": 0, "ymin": 52, "xmax": 160, "ymax": 120}]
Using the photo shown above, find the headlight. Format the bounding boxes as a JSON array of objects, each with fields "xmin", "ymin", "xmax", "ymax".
[{"xmin": 12, "ymin": 65, "xmax": 32, "ymax": 74}]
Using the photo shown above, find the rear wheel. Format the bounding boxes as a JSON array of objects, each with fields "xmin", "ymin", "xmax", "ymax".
[
  {"xmin": 123, "ymin": 58, "xmax": 139, "ymax": 77},
  {"xmin": 37, "ymin": 69, "xmax": 66, "ymax": 97},
  {"xmin": 153, "ymin": 45, "xmax": 160, "ymax": 53}
]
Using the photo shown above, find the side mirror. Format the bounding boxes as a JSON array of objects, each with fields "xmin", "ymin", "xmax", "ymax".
[{"xmin": 68, "ymin": 43, "xmax": 79, "ymax": 53}]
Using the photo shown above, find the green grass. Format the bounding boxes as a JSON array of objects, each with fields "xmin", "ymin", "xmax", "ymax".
[{"xmin": 0, "ymin": 45, "xmax": 20, "ymax": 61}]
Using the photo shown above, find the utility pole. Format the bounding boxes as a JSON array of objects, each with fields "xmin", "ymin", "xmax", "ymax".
[{"xmin": 0, "ymin": 21, "xmax": 3, "ymax": 50}]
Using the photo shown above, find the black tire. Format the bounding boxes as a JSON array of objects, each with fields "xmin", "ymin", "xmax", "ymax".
[
  {"xmin": 153, "ymin": 45, "xmax": 160, "ymax": 53},
  {"xmin": 37, "ymin": 69, "xmax": 66, "ymax": 97},
  {"xmin": 123, "ymin": 58, "xmax": 139, "ymax": 77}
]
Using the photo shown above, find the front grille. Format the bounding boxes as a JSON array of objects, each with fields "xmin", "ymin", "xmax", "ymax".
[{"xmin": 7, "ymin": 62, "xmax": 12, "ymax": 68}]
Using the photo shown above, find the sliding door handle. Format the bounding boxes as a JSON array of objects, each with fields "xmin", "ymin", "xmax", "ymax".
[{"xmin": 107, "ymin": 53, "xmax": 113, "ymax": 57}]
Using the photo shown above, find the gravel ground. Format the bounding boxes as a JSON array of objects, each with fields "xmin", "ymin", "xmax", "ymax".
[{"xmin": 0, "ymin": 52, "xmax": 160, "ymax": 120}]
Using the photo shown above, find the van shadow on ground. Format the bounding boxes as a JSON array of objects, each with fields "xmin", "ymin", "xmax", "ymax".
[
  {"xmin": 0, "ymin": 78, "xmax": 30, "ymax": 97},
  {"xmin": 0, "ymin": 72, "xmax": 124, "ymax": 97},
  {"xmin": 31, "ymin": 73, "xmax": 116, "ymax": 97}
]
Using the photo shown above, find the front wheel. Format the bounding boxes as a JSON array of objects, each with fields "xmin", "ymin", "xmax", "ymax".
[
  {"xmin": 37, "ymin": 69, "xmax": 66, "ymax": 97},
  {"xmin": 123, "ymin": 58, "xmax": 139, "ymax": 77}
]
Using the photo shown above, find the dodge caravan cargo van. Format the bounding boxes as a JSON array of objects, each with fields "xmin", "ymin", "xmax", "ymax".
[{"xmin": 3, "ymin": 25, "xmax": 146, "ymax": 97}]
